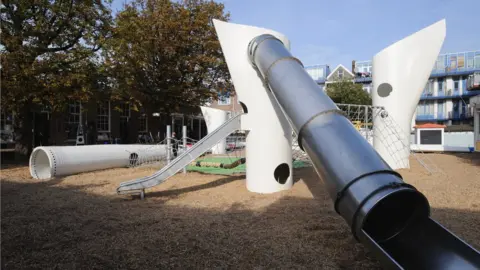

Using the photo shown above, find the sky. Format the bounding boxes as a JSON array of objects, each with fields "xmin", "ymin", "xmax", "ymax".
[{"xmin": 111, "ymin": 0, "xmax": 480, "ymax": 69}]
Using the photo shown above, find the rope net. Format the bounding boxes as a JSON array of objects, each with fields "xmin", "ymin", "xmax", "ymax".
[{"xmin": 126, "ymin": 104, "xmax": 441, "ymax": 175}]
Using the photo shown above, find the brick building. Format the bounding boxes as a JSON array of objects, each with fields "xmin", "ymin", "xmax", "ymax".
[
  {"xmin": 1, "ymin": 100, "xmax": 210, "ymax": 149},
  {"xmin": 1, "ymin": 92, "xmax": 247, "ymax": 150},
  {"xmin": 207, "ymin": 92, "xmax": 244, "ymax": 116}
]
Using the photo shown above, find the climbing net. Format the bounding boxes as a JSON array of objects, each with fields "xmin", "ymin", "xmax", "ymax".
[
  {"xmin": 292, "ymin": 104, "xmax": 442, "ymax": 174},
  {"xmin": 127, "ymin": 104, "xmax": 441, "ymax": 175},
  {"xmin": 292, "ymin": 104, "xmax": 383, "ymax": 166}
]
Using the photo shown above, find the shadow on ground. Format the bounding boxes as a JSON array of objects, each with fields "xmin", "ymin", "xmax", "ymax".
[
  {"xmin": 2, "ymin": 168, "xmax": 480, "ymax": 269},
  {"xmin": 147, "ymin": 174, "xmax": 245, "ymax": 198},
  {"xmin": 441, "ymin": 152, "xmax": 480, "ymax": 166}
]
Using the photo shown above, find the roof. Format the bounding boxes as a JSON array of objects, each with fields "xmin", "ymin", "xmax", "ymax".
[
  {"xmin": 414, "ymin": 123, "xmax": 446, "ymax": 129},
  {"xmin": 326, "ymin": 64, "xmax": 355, "ymax": 80}
]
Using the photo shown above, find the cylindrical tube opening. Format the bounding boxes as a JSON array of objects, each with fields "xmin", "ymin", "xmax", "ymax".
[
  {"xmin": 362, "ymin": 189, "xmax": 429, "ymax": 242},
  {"xmin": 30, "ymin": 148, "xmax": 53, "ymax": 179}
]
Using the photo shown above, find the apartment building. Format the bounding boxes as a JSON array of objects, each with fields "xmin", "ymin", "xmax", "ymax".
[{"xmin": 304, "ymin": 50, "xmax": 480, "ymax": 127}]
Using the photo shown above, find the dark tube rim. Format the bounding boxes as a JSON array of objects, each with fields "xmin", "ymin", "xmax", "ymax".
[
  {"xmin": 334, "ymin": 170, "xmax": 404, "ymax": 214},
  {"xmin": 356, "ymin": 187, "xmax": 430, "ymax": 242}
]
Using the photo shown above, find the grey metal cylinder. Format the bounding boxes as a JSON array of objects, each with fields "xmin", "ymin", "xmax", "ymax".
[{"xmin": 247, "ymin": 34, "xmax": 430, "ymax": 242}]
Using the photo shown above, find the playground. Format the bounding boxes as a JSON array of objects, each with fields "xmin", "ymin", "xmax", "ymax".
[
  {"xmin": 2, "ymin": 9, "xmax": 480, "ymax": 268},
  {"xmin": 1, "ymin": 153, "xmax": 479, "ymax": 269}
]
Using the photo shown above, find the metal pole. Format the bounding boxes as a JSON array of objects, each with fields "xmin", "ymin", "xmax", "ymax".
[
  {"xmin": 364, "ymin": 105, "xmax": 369, "ymax": 130},
  {"xmin": 182, "ymin": 125, "xmax": 187, "ymax": 174},
  {"xmin": 248, "ymin": 34, "xmax": 429, "ymax": 244},
  {"xmin": 166, "ymin": 125, "xmax": 171, "ymax": 164}
]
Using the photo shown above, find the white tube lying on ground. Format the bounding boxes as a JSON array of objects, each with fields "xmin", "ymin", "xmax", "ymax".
[{"xmin": 30, "ymin": 144, "xmax": 168, "ymax": 180}]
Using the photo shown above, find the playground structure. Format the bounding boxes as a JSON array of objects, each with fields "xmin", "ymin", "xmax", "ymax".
[
  {"xmin": 25, "ymin": 18, "xmax": 480, "ymax": 269},
  {"xmin": 29, "ymin": 144, "xmax": 169, "ymax": 180},
  {"xmin": 212, "ymin": 19, "xmax": 479, "ymax": 269},
  {"xmin": 371, "ymin": 20, "xmax": 446, "ymax": 170}
]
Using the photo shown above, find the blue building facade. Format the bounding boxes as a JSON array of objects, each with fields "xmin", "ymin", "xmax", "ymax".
[
  {"xmin": 304, "ymin": 50, "xmax": 480, "ymax": 126},
  {"xmin": 304, "ymin": 64, "xmax": 330, "ymax": 92}
]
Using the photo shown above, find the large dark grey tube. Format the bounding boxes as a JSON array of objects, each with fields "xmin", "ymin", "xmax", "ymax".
[{"xmin": 247, "ymin": 34, "xmax": 430, "ymax": 243}]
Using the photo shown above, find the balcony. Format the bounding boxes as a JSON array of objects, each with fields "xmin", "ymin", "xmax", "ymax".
[
  {"xmin": 416, "ymin": 110, "xmax": 473, "ymax": 121},
  {"xmin": 436, "ymin": 112, "xmax": 447, "ymax": 120},
  {"xmin": 354, "ymin": 51, "xmax": 480, "ymax": 80},
  {"xmin": 419, "ymin": 88, "xmax": 480, "ymax": 100},
  {"xmin": 421, "ymin": 91, "xmax": 434, "ymax": 98},
  {"xmin": 431, "ymin": 51, "xmax": 480, "ymax": 77},
  {"xmin": 416, "ymin": 114, "xmax": 435, "ymax": 120},
  {"xmin": 430, "ymin": 67, "xmax": 480, "ymax": 78},
  {"xmin": 354, "ymin": 77, "xmax": 372, "ymax": 83}
]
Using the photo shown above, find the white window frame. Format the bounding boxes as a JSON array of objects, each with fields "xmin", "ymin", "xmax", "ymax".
[
  {"xmin": 96, "ymin": 101, "xmax": 111, "ymax": 132},
  {"xmin": 338, "ymin": 69, "xmax": 344, "ymax": 79},
  {"xmin": 475, "ymin": 55, "xmax": 480, "ymax": 69},
  {"xmin": 67, "ymin": 102, "xmax": 82, "ymax": 129}
]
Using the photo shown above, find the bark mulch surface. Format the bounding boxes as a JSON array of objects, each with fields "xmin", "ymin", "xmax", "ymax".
[{"xmin": 1, "ymin": 153, "xmax": 479, "ymax": 269}]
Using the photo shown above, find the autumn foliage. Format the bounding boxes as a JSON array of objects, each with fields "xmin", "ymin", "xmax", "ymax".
[{"xmin": 1, "ymin": 0, "xmax": 231, "ymax": 155}]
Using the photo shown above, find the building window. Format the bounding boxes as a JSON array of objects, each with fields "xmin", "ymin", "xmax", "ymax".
[
  {"xmin": 424, "ymin": 80, "xmax": 433, "ymax": 95},
  {"xmin": 338, "ymin": 69, "xmax": 344, "ymax": 79},
  {"xmin": 437, "ymin": 101, "xmax": 445, "ymax": 116},
  {"xmin": 96, "ymin": 101, "xmax": 110, "ymax": 132},
  {"xmin": 457, "ymin": 54, "xmax": 465, "ymax": 69},
  {"xmin": 418, "ymin": 101, "xmax": 434, "ymax": 116},
  {"xmin": 305, "ymin": 66, "xmax": 324, "ymax": 81},
  {"xmin": 120, "ymin": 103, "xmax": 130, "ymax": 118},
  {"xmin": 218, "ymin": 95, "xmax": 231, "ymax": 105},
  {"xmin": 67, "ymin": 102, "xmax": 81, "ymax": 128},
  {"xmin": 437, "ymin": 79, "xmax": 444, "ymax": 93},
  {"xmin": 139, "ymin": 115, "xmax": 148, "ymax": 132},
  {"xmin": 454, "ymin": 78, "xmax": 459, "ymax": 92},
  {"xmin": 449, "ymin": 55, "xmax": 457, "ymax": 69},
  {"xmin": 436, "ymin": 55, "xmax": 446, "ymax": 70},
  {"xmin": 475, "ymin": 54, "xmax": 480, "ymax": 69},
  {"xmin": 467, "ymin": 52, "xmax": 475, "ymax": 68}
]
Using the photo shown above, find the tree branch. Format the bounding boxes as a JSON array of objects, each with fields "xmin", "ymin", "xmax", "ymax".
[{"xmin": 40, "ymin": 28, "xmax": 84, "ymax": 53}]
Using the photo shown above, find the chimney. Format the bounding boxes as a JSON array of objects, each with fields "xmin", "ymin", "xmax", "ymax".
[{"xmin": 352, "ymin": 60, "xmax": 356, "ymax": 74}]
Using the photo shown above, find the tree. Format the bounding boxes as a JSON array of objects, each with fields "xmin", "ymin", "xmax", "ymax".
[
  {"xmin": 1, "ymin": 0, "xmax": 113, "ymax": 156},
  {"xmin": 325, "ymin": 79, "xmax": 372, "ymax": 105},
  {"xmin": 105, "ymin": 0, "xmax": 231, "ymax": 116}
]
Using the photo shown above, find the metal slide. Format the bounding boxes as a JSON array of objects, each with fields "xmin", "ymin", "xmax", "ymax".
[
  {"xmin": 117, "ymin": 113, "xmax": 242, "ymax": 197},
  {"xmin": 247, "ymin": 34, "xmax": 480, "ymax": 269}
]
